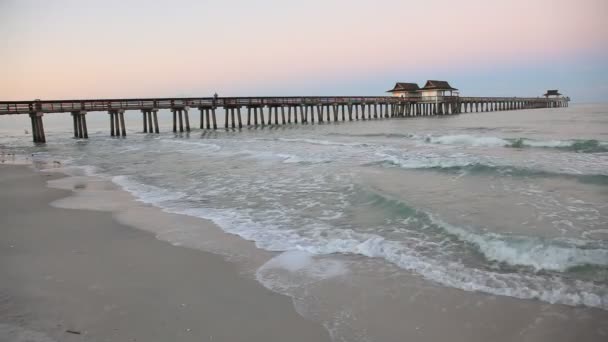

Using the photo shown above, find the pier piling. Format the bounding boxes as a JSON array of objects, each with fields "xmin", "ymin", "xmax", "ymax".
[
  {"xmin": 172, "ymin": 110, "xmax": 177, "ymax": 132},
  {"xmin": 152, "ymin": 109, "xmax": 159, "ymax": 133},
  {"xmin": 80, "ymin": 112, "xmax": 89, "ymax": 138},
  {"xmin": 29, "ymin": 113, "xmax": 46, "ymax": 143},
  {"xmin": 142, "ymin": 110, "xmax": 148, "ymax": 133},
  {"xmin": 184, "ymin": 109, "xmax": 191, "ymax": 132},
  {"xmin": 199, "ymin": 108, "xmax": 207, "ymax": 129}
]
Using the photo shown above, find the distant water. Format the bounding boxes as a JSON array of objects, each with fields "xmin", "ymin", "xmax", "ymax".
[{"xmin": 2, "ymin": 104, "xmax": 607, "ymax": 310}]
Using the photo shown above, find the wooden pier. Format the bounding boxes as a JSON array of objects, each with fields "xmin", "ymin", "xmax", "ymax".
[{"xmin": 0, "ymin": 94, "xmax": 569, "ymax": 143}]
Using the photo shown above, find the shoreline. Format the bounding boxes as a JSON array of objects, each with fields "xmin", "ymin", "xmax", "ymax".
[
  {"xmin": 0, "ymin": 164, "xmax": 331, "ymax": 341},
  {"xmin": 2, "ymin": 157, "xmax": 608, "ymax": 341}
]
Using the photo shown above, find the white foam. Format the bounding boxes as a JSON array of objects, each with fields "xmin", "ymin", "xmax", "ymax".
[
  {"xmin": 264, "ymin": 250, "xmax": 315, "ymax": 272},
  {"xmin": 112, "ymin": 175, "xmax": 186, "ymax": 205},
  {"xmin": 519, "ymin": 139, "xmax": 574, "ymax": 148},
  {"xmin": 422, "ymin": 134, "xmax": 608, "ymax": 150},
  {"xmin": 426, "ymin": 134, "xmax": 509, "ymax": 147},
  {"xmin": 225, "ymin": 149, "xmax": 330, "ymax": 165},
  {"xmin": 516, "ymin": 138, "xmax": 606, "ymax": 148},
  {"xmin": 0, "ymin": 324, "xmax": 58, "ymax": 342},
  {"xmin": 61, "ymin": 164, "xmax": 99, "ymax": 177},
  {"xmin": 259, "ymin": 250, "xmax": 348, "ymax": 277},
  {"xmin": 255, "ymin": 251, "xmax": 349, "ymax": 293},
  {"xmin": 277, "ymin": 137, "xmax": 370, "ymax": 147},
  {"xmin": 373, "ymin": 151, "xmax": 483, "ymax": 169},
  {"xmin": 160, "ymin": 139, "xmax": 221, "ymax": 152}
]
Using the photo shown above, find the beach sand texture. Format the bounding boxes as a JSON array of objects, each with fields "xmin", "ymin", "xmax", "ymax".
[{"xmin": 0, "ymin": 165, "xmax": 330, "ymax": 342}]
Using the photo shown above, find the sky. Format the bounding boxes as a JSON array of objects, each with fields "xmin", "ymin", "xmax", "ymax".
[{"xmin": 1, "ymin": 0, "xmax": 607, "ymax": 102}]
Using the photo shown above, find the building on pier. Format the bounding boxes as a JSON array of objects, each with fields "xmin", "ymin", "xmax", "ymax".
[
  {"xmin": 418, "ymin": 80, "xmax": 458, "ymax": 97},
  {"xmin": 543, "ymin": 89, "xmax": 562, "ymax": 98},
  {"xmin": 387, "ymin": 83, "xmax": 420, "ymax": 98}
]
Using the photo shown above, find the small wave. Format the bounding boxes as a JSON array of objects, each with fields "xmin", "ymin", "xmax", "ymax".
[
  {"xmin": 277, "ymin": 153, "xmax": 330, "ymax": 164},
  {"xmin": 429, "ymin": 216, "xmax": 608, "ymax": 272},
  {"xmin": 236, "ymin": 150, "xmax": 330, "ymax": 165},
  {"xmin": 370, "ymin": 152, "xmax": 482, "ymax": 170},
  {"xmin": 160, "ymin": 139, "xmax": 222, "ymax": 151},
  {"xmin": 330, "ymin": 132, "xmax": 608, "ymax": 153},
  {"xmin": 508, "ymin": 138, "xmax": 608, "ymax": 153},
  {"xmin": 112, "ymin": 175, "xmax": 187, "ymax": 205},
  {"xmin": 276, "ymin": 137, "xmax": 371, "ymax": 147},
  {"xmin": 370, "ymin": 152, "xmax": 608, "ymax": 185},
  {"xmin": 365, "ymin": 190, "xmax": 608, "ymax": 272},
  {"xmin": 426, "ymin": 134, "xmax": 509, "ymax": 147},
  {"xmin": 422, "ymin": 134, "xmax": 608, "ymax": 153},
  {"xmin": 49, "ymin": 162, "xmax": 99, "ymax": 177},
  {"xmin": 327, "ymin": 132, "xmax": 418, "ymax": 139}
]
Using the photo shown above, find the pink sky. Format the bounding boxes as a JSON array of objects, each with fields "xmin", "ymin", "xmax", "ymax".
[{"xmin": 1, "ymin": 0, "xmax": 607, "ymax": 100}]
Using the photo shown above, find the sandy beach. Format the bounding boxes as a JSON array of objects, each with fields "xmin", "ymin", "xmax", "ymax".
[
  {"xmin": 2, "ymin": 162, "xmax": 607, "ymax": 342},
  {"xmin": 0, "ymin": 164, "xmax": 330, "ymax": 342}
]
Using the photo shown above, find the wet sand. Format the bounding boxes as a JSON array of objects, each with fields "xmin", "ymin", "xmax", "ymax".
[{"xmin": 0, "ymin": 165, "xmax": 330, "ymax": 342}]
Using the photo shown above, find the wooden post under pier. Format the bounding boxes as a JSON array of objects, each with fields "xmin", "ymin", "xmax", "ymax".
[
  {"xmin": 119, "ymin": 111, "xmax": 126, "ymax": 136},
  {"xmin": 177, "ymin": 109, "xmax": 184, "ymax": 132},
  {"xmin": 142, "ymin": 110, "xmax": 148, "ymax": 133},
  {"xmin": 109, "ymin": 111, "xmax": 116, "ymax": 136},
  {"xmin": 170, "ymin": 108, "xmax": 187, "ymax": 133},
  {"xmin": 80, "ymin": 112, "xmax": 89, "ymax": 138},
  {"xmin": 152, "ymin": 109, "xmax": 159, "ymax": 133},
  {"xmin": 184, "ymin": 108, "xmax": 191, "ymax": 132},
  {"xmin": 29, "ymin": 112, "xmax": 46, "ymax": 143},
  {"xmin": 146, "ymin": 111, "xmax": 153, "ymax": 133},
  {"xmin": 108, "ymin": 110, "xmax": 125, "ymax": 137},
  {"xmin": 72, "ymin": 111, "xmax": 89, "ymax": 139},
  {"xmin": 178, "ymin": 109, "xmax": 184, "ymax": 132},
  {"xmin": 172, "ymin": 110, "xmax": 177, "ymax": 132},
  {"xmin": 205, "ymin": 109, "xmax": 211, "ymax": 129}
]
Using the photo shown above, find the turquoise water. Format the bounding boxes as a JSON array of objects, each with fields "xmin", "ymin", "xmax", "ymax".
[{"xmin": 2, "ymin": 104, "xmax": 607, "ymax": 310}]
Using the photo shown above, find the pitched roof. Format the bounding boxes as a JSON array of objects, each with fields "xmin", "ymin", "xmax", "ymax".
[
  {"xmin": 544, "ymin": 89, "xmax": 562, "ymax": 96},
  {"xmin": 420, "ymin": 80, "xmax": 457, "ymax": 91},
  {"xmin": 387, "ymin": 82, "xmax": 420, "ymax": 93}
]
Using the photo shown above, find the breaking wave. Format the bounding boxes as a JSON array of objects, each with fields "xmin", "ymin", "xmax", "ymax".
[
  {"xmin": 274, "ymin": 137, "xmax": 372, "ymax": 147},
  {"xmin": 327, "ymin": 132, "xmax": 608, "ymax": 153},
  {"xmin": 429, "ymin": 215, "xmax": 608, "ymax": 272},
  {"xmin": 508, "ymin": 138, "xmax": 608, "ymax": 153},
  {"xmin": 370, "ymin": 152, "xmax": 608, "ymax": 185},
  {"xmin": 423, "ymin": 134, "xmax": 608, "ymax": 153}
]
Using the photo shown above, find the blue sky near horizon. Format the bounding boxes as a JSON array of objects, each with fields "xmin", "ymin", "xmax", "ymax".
[{"xmin": 1, "ymin": 0, "xmax": 607, "ymax": 102}]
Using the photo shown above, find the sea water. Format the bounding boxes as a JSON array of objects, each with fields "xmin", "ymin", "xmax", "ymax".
[{"xmin": 2, "ymin": 104, "xmax": 607, "ymax": 339}]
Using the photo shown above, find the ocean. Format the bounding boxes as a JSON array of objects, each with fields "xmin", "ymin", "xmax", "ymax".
[{"xmin": 1, "ymin": 103, "xmax": 607, "ymax": 340}]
